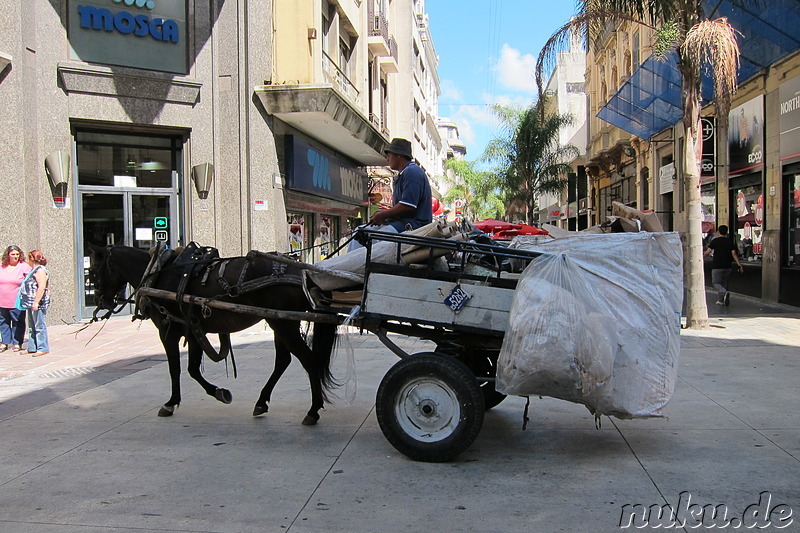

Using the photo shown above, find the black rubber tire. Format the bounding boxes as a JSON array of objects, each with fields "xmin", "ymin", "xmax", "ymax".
[{"xmin": 376, "ymin": 353, "xmax": 485, "ymax": 462}]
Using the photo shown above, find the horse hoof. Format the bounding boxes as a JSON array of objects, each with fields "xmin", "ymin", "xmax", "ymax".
[
  {"xmin": 253, "ymin": 404, "xmax": 268, "ymax": 417},
  {"xmin": 158, "ymin": 405, "xmax": 175, "ymax": 417},
  {"xmin": 302, "ymin": 414, "xmax": 319, "ymax": 426},
  {"xmin": 215, "ymin": 388, "xmax": 233, "ymax": 404}
]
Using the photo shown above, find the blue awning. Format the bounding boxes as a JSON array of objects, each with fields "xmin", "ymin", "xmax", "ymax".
[{"xmin": 598, "ymin": 0, "xmax": 800, "ymax": 139}]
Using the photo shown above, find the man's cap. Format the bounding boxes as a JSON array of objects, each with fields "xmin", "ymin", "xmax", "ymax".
[{"xmin": 384, "ymin": 138, "xmax": 412, "ymax": 159}]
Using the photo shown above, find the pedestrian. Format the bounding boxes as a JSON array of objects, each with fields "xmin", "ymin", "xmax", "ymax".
[
  {"xmin": 348, "ymin": 138, "xmax": 432, "ymax": 251},
  {"xmin": 19, "ymin": 250, "xmax": 50, "ymax": 356},
  {"xmin": 704, "ymin": 225, "xmax": 743, "ymax": 306},
  {"xmin": 0, "ymin": 245, "xmax": 31, "ymax": 352}
]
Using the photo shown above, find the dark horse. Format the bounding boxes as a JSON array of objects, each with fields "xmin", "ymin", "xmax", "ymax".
[{"xmin": 87, "ymin": 244, "xmax": 338, "ymax": 425}]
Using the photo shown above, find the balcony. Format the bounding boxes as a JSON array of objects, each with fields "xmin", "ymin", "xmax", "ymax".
[
  {"xmin": 321, "ymin": 51, "xmax": 359, "ymax": 105},
  {"xmin": 254, "ymin": 83, "xmax": 388, "ymax": 166},
  {"xmin": 367, "ymin": 3, "xmax": 391, "ymax": 57}
]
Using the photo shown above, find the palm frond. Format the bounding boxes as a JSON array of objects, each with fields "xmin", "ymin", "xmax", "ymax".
[{"xmin": 682, "ymin": 17, "xmax": 740, "ymax": 120}]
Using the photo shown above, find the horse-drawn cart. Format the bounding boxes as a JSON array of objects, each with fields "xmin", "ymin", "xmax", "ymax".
[
  {"xmin": 117, "ymin": 227, "xmax": 682, "ymax": 464},
  {"xmin": 131, "ymin": 230, "xmax": 541, "ymax": 462}
]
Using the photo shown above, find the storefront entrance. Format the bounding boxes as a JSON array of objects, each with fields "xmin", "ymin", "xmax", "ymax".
[{"xmin": 75, "ymin": 130, "xmax": 182, "ymax": 318}]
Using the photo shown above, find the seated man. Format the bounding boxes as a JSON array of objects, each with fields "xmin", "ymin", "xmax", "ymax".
[{"xmin": 349, "ymin": 137, "xmax": 432, "ymax": 251}]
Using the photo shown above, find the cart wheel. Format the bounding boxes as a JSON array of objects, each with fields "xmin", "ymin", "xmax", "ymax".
[{"xmin": 376, "ymin": 353, "xmax": 485, "ymax": 462}]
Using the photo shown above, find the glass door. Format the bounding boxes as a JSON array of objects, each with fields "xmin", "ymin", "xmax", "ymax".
[{"xmin": 80, "ymin": 191, "xmax": 177, "ymax": 317}]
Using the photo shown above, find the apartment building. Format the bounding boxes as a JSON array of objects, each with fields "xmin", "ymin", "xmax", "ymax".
[{"xmin": 538, "ymin": 26, "xmax": 588, "ymax": 230}]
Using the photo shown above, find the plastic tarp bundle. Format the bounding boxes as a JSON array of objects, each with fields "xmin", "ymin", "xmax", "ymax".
[{"xmin": 496, "ymin": 232, "xmax": 683, "ymax": 419}]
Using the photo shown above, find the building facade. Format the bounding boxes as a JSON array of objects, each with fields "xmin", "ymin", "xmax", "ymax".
[
  {"xmin": 0, "ymin": 0, "xmax": 445, "ymax": 323},
  {"xmin": 584, "ymin": 7, "xmax": 800, "ymax": 308}
]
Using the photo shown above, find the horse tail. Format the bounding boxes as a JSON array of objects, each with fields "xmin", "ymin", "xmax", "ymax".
[{"xmin": 311, "ymin": 321, "xmax": 339, "ymax": 402}]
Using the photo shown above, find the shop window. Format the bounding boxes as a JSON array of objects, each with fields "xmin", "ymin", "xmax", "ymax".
[
  {"xmin": 76, "ymin": 131, "xmax": 176, "ymax": 188},
  {"xmin": 287, "ymin": 213, "xmax": 310, "ymax": 262},
  {"xmin": 788, "ymin": 174, "xmax": 800, "ymax": 266},
  {"xmin": 701, "ymin": 182, "xmax": 716, "ymax": 239},
  {"xmin": 732, "ymin": 184, "xmax": 763, "ymax": 263},
  {"xmin": 313, "ymin": 215, "xmax": 339, "ymax": 263}
]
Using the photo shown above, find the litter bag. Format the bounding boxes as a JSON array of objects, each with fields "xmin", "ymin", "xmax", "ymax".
[{"xmin": 496, "ymin": 232, "xmax": 683, "ymax": 419}]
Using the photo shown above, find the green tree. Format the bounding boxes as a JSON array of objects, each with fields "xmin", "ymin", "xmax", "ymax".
[
  {"xmin": 482, "ymin": 101, "xmax": 579, "ymax": 226},
  {"xmin": 537, "ymin": 0, "xmax": 754, "ymax": 329},
  {"xmin": 441, "ymin": 158, "xmax": 505, "ymax": 221}
]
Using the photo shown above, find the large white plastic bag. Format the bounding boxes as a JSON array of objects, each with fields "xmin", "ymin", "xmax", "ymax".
[
  {"xmin": 496, "ymin": 253, "xmax": 618, "ymax": 406},
  {"xmin": 497, "ymin": 232, "xmax": 683, "ymax": 419}
]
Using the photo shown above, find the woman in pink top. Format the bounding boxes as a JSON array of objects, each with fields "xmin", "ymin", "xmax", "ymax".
[{"xmin": 0, "ymin": 245, "xmax": 31, "ymax": 352}]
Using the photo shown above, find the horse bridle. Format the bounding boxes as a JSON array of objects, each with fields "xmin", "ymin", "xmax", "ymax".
[{"xmin": 90, "ymin": 246, "xmax": 135, "ymax": 322}]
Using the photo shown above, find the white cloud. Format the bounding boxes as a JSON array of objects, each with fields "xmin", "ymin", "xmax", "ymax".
[
  {"xmin": 496, "ymin": 44, "xmax": 536, "ymax": 93},
  {"xmin": 440, "ymin": 79, "xmax": 463, "ymax": 103}
]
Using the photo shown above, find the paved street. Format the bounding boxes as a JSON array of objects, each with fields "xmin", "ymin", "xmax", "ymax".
[{"xmin": 0, "ymin": 290, "xmax": 798, "ymax": 532}]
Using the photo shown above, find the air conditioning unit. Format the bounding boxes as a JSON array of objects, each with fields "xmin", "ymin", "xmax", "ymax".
[{"xmin": 579, "ymin": 198, "xmax": 588, "ymax": 210}]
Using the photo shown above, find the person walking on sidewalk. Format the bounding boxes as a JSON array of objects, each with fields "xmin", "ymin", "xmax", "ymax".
[
  {"xmin": 20, "ymin": 250, "xmax": 50, "ymax": 357},
  {"xmin": 704, "ymin": 225, "xmax": 743, "ymax": 306},
  {"xmin": 0, "ymin": 245, "xmax": 31, "ymax": 352}
]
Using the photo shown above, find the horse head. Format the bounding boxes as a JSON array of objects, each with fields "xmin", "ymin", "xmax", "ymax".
[{"xmin": 87, "ymin": 243, "xmax": 131, "ymax": 316}]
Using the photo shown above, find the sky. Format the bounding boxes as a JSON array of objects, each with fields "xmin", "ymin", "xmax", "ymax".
[{"xmin": 426, "ymin": 1, "xmax": 578, "ymax": 162}]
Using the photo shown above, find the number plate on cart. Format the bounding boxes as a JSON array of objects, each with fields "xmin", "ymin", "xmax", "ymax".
[{"xmin": 444, "ymin": 285, "xmax": 472, "ymax": 313}]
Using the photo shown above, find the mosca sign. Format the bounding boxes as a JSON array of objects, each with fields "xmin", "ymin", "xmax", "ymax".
[
  {"xmin": 77, "ymin": 5, "xmax": 180, "ymax": 43},
  {"xmin": 68, "ymin": 0, "xmax": 187, "ymax": 74}
]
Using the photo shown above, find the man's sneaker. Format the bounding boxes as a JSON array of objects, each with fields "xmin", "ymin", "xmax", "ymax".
[
  {"xmin": 715, "ymin": 300, "xmax": 724, "ymax": 305},
  {"xmin": 724, "ymin": 292, "xmax": 731, "ymax": 307}
]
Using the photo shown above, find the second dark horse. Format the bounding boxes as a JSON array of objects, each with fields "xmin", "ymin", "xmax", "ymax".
[{"xmin": 88, "ymin": 244, "xmax": 338, "ymax": 425}]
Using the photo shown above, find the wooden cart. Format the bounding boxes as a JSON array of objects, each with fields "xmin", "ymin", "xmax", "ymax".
[{"xmin": 304, "ymin": 230, "xmax": 544, "ymax": 462}]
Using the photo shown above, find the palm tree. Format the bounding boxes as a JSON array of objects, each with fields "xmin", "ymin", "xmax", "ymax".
[
  {"xmin": 482, "ymin": 101, "xmax": 579, "ymax": 225},
  {"xmin": 537, "ymin": 1, "xmax": 753, "ymax": 329},
  {"xmin": 441, "ymin": 158, "xmax": 505, "ymax": 221}
]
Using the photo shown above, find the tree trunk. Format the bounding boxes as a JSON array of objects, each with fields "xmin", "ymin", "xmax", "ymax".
[{"xmin": 682, "ymin": 76, "xmax": 710, "ymax": 329}]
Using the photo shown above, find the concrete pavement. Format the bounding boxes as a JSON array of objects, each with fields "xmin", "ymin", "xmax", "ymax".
[{"xmin": 0, "ymin": 291, "xmax": 798, "ymax": 532}]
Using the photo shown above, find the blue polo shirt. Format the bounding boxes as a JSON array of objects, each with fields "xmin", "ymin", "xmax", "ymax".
[{"xmin": 391, "ymin": 162, "xmax": 432, "ymax": 230}]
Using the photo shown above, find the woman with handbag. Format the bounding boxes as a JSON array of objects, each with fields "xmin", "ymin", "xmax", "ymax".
[
  {"xmin": 0, "ymin": 245, "xmax": 31, "ymax": 352},
  {"xmin": 21, "ymin": 250, "xmax": 50, "ymax": 357}
]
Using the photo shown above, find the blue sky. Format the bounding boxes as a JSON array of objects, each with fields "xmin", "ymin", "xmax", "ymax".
[{"xmin": 427, "ymin": 1, "xmax": 578, "ymax": 162}]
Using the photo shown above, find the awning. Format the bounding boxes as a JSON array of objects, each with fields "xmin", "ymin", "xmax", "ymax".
[{"xmin": 598, "ymin": 0, "xmax": 800, "ymax": 139}]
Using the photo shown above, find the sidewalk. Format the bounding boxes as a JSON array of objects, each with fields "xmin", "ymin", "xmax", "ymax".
[
  {"xmin": 0, "ymin": 297, "xmax": 798, "ymax": 532},
  {"xmin": 0, "ymin": 316, "xmax": 167, "ymax": 382}
]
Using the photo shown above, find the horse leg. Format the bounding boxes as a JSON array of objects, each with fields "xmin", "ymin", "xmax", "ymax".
[
  {"xmin": 186, "ymin": 337, "xmax": 232, "ymax": 405},
  {"xmin": 272, "ymin": 322, "xmax": 325, "ymax": 425},
  {"xmin": 158, "ymin": 329, "xmax": 183, "ymax": 417},
  {"xmin": 252, "ymin": 337, "xmax": 292, "ymax": 416}
]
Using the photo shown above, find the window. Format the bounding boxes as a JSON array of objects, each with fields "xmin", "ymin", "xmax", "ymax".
[
  {"xmin": 632, "ymin": 31, "xmax": 640, "ymax": 69},
  {"xmin": 787, "ymin": 174, "xmax": 800, "ymax": 266},
  {"xmin": 322, "ymin": 2, "xmax": 333, "ymax": 55}
]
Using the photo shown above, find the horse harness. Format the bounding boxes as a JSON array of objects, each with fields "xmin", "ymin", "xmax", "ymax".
[{"xmin": 135, "ymin": 242, "xmax": 303, "ymax": 364}]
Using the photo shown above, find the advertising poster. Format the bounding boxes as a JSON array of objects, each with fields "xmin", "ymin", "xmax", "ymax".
[{"xmin": 728, "ymin": 95, "xmax": 764, "ymax": 175}]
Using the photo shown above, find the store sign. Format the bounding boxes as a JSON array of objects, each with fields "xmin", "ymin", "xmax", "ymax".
[
  {"xmin": 68, "ymin": 0, "xmax": 188, "ymax": 74},
  {"xmin": 700, "ymin": 117, "xmax": 716, "ymax": 180},
  {"xmin": 659, "ymin": 162, "xmax": 675, "ymax": 194},
  {"xmin": 779, "ymin": 76, "xmax": 800, "ymax": 161},
  {"xmin": 728, "ymin": 95, "xmax": 764, "ymax": 175},
  {"xmin": 285, "ymin": 136, "xmax": 368, "ymax": 205}
]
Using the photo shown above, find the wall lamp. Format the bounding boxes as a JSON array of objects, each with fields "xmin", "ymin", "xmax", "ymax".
[
  {"xmin": 191, "ymin": 163, "xmax": 214, "ymax": 199},
  {"xmin": 44, "ymin": 151, "xmax": 70, "ymax": 208}
]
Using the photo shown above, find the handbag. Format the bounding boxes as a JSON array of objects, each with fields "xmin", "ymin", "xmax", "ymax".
[{"xmin": 16, "ymin": 267, "xmax": 48, "ymax": 311}]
